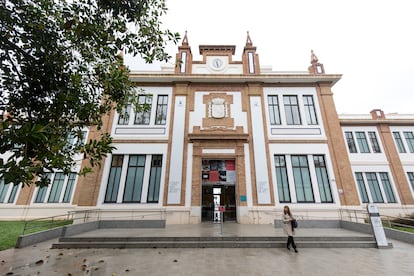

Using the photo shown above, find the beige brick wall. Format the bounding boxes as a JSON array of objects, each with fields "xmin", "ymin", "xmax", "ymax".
[{"xmin": 317, "ymin": 83, "xmax": 360, "ymax": 205}]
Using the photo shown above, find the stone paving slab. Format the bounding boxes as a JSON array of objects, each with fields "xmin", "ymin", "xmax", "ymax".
[
  {"xmin": 1, "ymin": 223, "xmax": 412, "ymax": 275},
  {"xmin": 1, "ymin": 238, "xmax": 414, "ymax": 275}
]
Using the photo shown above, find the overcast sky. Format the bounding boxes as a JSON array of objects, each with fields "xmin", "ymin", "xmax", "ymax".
[{"xmin": 125, "ymin": 0, "xmax": 414, "ymax": 115}]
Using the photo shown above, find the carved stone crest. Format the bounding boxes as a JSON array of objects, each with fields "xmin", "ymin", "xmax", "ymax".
[{"xmin": 210, "ymin": 98, "xmax": 226, "ymax": 119}]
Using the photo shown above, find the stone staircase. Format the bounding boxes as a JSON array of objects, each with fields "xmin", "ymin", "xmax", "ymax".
[
  {"xmin": 47, "ymin": 220, "xmax": 390, "ymax": 249},
  {"xmin": 51, "ymin": 234, "xmax": 377, "ymax": 249}
]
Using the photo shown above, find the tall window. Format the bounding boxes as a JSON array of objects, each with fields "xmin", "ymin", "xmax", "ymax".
[
  {"xmin": 366, "ymin": 172, "xmax": 384, "ymax": 203},
  {"xmin": 155, "ymin": 95, "xmax": 168, "ymax": 125},
  {"xmin": 274, "ymin": 155, "xmax": 290, "ymax": 202},
  {"xmin": 368, "ymin": 132, "xmax": 381, "ymax": 153},
  {"xmin": 379, "ymin": 172, "xmax": 396, "ymax": 203},
  {"xmin": 62, "ymin": 173, "xmax": 77, "ymax": 203},
  {"xmin": 291, "ymin": 155, "xmax": 314, "ymax": 202},
  {"xmin": 105, "ymin": 154, "xmax": 163, "ymax": 204},
  {"xmin": 34, "ymin": 173, "xmax": 77, "ymax": 203},
  {"xmin": 0, "ymin": 178, "xmax": 19, "ymax": 203},
  {"xmin": 118, "ymin": 105, "xmax": 131, "ymax": 125},
  {"xmin": 303, "ymin": 95, "xmax": 318, "ymax": 125},
  {"xmin": 134, "ymin": 95, "xmax": 152, "ymax": 125},
  {"xmin": 268, "ymin": 95, "xmax": 281, "ymax": 125},
  {"xmin": 123, "ymin": 155, "xmax": 145, "ymax": 203},
  {"xmin": 403, "ymin": 131, "xmax": 414, "ymax": 153},
  {"xmin": 355, "ymin": 172, "xmax": 369, "ymax": 203},
  {"xmin": 345, "ymin": 132, "xmax": 357, "ymax": 153},
  {"xmin": 283, "ymin": 96, "xmax": 301, "ymax": 125},
  {"xmin": 313, "ymin": 155, "xmax": 333, "ymax": 203},
  {"xmin": 104, "ymin": 155, "xmax": 124, "ymax": 203},
  {"xmin": 34, "ymin": 173, "xmax": 52, "ymax": 203},
  {"xmin": 355, "ymin": 172, "xmax": 398, "ymax": 203},
  {"xmin": 393, "ymin": 132, "xmax": 406, "ymax": 153},
  {"xmin": 356, "ymin": 132, "xmax": 370, "ymax": 153},
  {"xmin": 147, "ymin": 155, "xmax": 163, "ymax": 203},
  {"xmin": 408, "ymin": 172, "xmax": 414, "ymax": 191},
  {"xmin": 48, "ymin": 173, "xmax": 65, "ymax": 203}
]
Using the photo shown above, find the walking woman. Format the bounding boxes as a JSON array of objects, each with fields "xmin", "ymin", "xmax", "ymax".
[{"xmin": 282, "ymin": 205, "xmax": 298, "ymax": 252}]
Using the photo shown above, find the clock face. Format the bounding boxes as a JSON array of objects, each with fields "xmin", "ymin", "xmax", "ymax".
[{"xmin": 211, "ymin": 58, "xmax": 224, "ymax": 69}]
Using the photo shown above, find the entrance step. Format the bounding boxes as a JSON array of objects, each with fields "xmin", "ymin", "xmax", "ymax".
[{"xmin": 51, "ymin": 235, "xmax": 376, "ymax": 249}]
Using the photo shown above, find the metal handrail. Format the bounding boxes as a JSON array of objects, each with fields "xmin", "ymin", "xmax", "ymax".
[
  {"xmin": 22, "ymin": 213, "xmax": 73, "ymax": 235},
  {"xmin": 380, "ymin": 214, "xmax": 414, "ymax": 229},
  {"xmin": 22, "ymin": 208, "xmax": 167, "ymax": 235}
]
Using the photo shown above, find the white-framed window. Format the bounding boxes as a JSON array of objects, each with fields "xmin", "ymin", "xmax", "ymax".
[
  {"xmin": 392, "ymin": 131, "xmax": 414, "ymax": 154},
  {"xmin": 354, "ymin": 172, "xmax": 397, "ymax": 203},
  {"xmin": 33, "ymin": 172, "xmax": 78, "ymax": 203},
  {"xmin": 265, "ymin": 89, "xmax": 321, "ymax": 128},
  {"xmin": 104, "ymin": 154, "xmax": 163, "ymax": 204},
  {"xmin": 273, "ymin": 154, "xmax": 334, "ymax": 204},
  {"xmin": 0, "ymin": 178, "xmax": 20, "ymax": 204},
  {"xmin": 116, "ymin": 93, "xmax": 169, "ymax": 127},
  {"xmin": 344, "ymin": 130, "xmax": 382, "ymax": 154},
  {"xmin": 408, "ymin": 172, "xmax": 414, "ymax": 194}
]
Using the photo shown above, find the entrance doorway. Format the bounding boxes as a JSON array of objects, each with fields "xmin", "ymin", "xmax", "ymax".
[
  {"xmin": 201, "ymin": 159, "xmax": 236, "ymax": 222},
  {"xmin": 202, "ymin": 185, "xmax": 236, "ymax": 222}
]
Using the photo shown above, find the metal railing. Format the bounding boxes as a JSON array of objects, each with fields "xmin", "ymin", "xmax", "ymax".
[
  {"xmin": 381, "ymin": 215, "xmax": 414, "ymax": 229},
  {"xmin": 339, "ymin": 208, "xmax": 370, "ymax": 223},
  {"xmin": 22, "ymin": 213, "xmax": 74, "ymax": 235},
  {"xmin": 22, "ymin": 208, "xmax": 167, "ymax": 235}
]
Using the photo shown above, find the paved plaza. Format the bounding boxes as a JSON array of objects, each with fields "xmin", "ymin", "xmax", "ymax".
[{"xmin": 1, "ymin": 224, "xmax": 414, "ymax": 275}]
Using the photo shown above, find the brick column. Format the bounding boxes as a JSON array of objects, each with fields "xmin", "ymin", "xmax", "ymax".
[{"xmin": 317, "ymin": 82, "xmax": 360, "ymax": 205}]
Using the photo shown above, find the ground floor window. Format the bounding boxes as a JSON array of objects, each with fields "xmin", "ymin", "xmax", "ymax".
[
  {"xmin": 354, "ymin": 172, "xmax": 397, "ymax": 203},
  {"xmin": 273, "ymin": 154, "xmax": 333, "ymax": 203},
  {"xmin": 408, "ymin": 172, "xmax": 414, "ymax": 192},
  {"xmin": 104, "ymin": 154, "xmax": 163, "ymax": 204},
  {"xmin": 34, "ymin": 172, "xmax": 77, "ymax": 203},
  {"xmin": 0, "ymin": 178, "xmax": 20, "ymax": 203}
]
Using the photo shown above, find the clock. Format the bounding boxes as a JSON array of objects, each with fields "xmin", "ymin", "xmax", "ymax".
[{"xmin": 211, "ymin": 58, "xmax": 224, "ymax": 70}]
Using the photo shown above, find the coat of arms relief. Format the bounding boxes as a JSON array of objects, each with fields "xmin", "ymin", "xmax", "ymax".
[
  {"xmin": 202, "ymin": 93, "xmax": 234, "ymax": 130},
  {"xmin": 209, "ymin": 98, "xmax": 227, "ymax": 119}
]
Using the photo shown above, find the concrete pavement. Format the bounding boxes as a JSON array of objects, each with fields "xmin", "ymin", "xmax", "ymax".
[{"xmin": 1, "ymin": 223, "xmax": 414, "ymax": 275}]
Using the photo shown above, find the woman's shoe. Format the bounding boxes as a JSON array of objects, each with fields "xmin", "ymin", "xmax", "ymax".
[
  {"xmin": 287, "ymin": 246, "xmax": 290, "ymax": 250},
  {"xmin": 294, "ymin": 248, "xmax": 298, "ymax": 253}
]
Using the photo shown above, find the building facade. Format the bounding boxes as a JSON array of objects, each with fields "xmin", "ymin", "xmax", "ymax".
[{"xmin": 1, "ymin": 33, "xmax": 414, "ymax": 223}]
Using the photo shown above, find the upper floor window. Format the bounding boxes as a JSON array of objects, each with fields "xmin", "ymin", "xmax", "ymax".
[
  {"xmin": 345, "ymin": 130, "xmax": 382, "ymax": 154},
  {"xmin": 345, "ymin": 131, "xmax": 357, "ymax": 153},
  {"xmin": 118, "ymin": 105, "xmax": 131, "ymax": 125},
  {"xmin": 283, "ymin": 95, "xmax": 301, "ymax": 125},
  {"xmin": 268, "ymin": 95, "xmax": 281, "ymax": 125},
  {"xmin": 355, "ymin": 132, "xmax": 370, "ymax": 153},
  {"xmin": 117, "ymin": 94, "xmax": 169, "ymax": 126},
  {"xmin": 155, "ymin": 95, "xmax": 168, "ymax": 125},
  {"xmin": 403, "ymin": 131, "xmax": 414, "ymax": 153},
  {"xmin": 134, "ymin": 95, "xmax": 152, "ymax": 125},
  {"xmin": 393, "ymin": 132, "xmax": 406, "ymax": 153},
  {"xmin": 368, "ymin": 131, "xmax": 381, "ymax": 153},
  {"xmin": 303, "ymin": 95, "xmax": 318, "ymax": 125}
]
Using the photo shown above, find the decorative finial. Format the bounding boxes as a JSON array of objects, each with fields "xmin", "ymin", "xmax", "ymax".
[
  {"xmin": 182, "ymin": 30, "xmax": 188, "ymax": 46},
  {"xmin": 246, "ymin": 31, "xmax": 253, "ymax": 46},
  {"xmin": 311, "ymin": 50, "xmax": 318, "ymax": 64}
]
